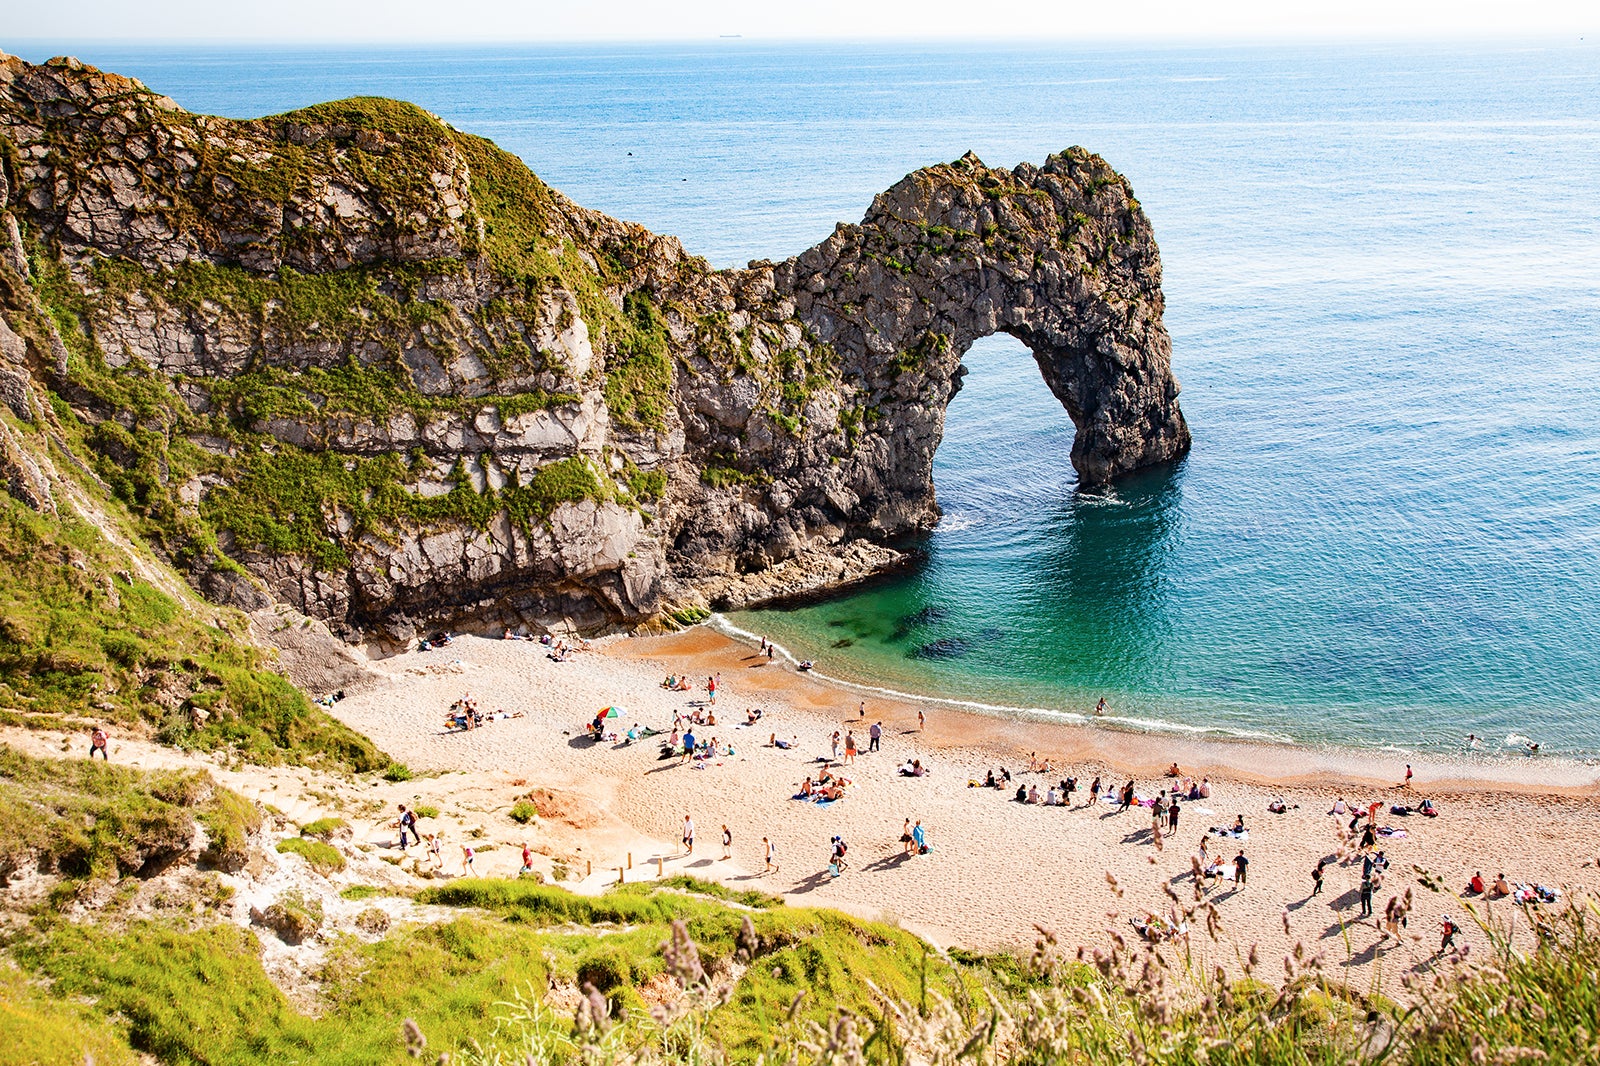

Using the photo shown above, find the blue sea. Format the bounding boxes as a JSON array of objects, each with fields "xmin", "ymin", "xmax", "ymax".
[{"xmin": 20, "ymin": 39, "xmax": 1600, "ymax": 755}]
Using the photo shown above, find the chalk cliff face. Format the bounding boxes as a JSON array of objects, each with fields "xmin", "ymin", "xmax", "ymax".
[{"xmin": 0, "ymin": 53, "xmax": 1189, "ymax": 640}]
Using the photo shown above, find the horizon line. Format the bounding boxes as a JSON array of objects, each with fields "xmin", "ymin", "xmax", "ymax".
[{"xmin": 5, "ymin": 31, "xmax": 1596, "ymax": 50}]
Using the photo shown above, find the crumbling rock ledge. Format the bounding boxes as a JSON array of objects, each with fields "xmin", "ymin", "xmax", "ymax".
[{"xmin": 0, "ymin": 53, "xmax": 1189, "ymax": 640}]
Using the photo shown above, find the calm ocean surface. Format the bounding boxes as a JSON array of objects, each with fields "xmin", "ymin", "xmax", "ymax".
[{"xmin": 21, "ymin": 40, "xmax": 1600, "ymax": 755}]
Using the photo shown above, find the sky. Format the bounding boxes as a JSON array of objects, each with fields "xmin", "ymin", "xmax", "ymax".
[{"xmin": 5, "ymin": 0, "xmax": 1598, "ymax": 44}]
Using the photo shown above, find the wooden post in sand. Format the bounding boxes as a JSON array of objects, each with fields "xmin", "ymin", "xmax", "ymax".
[
  {"xmin": 657, "ymin": 856, "xmax": 664, "ymax": 877},
  {"xmin": 628, "ymin": 852, "xmax": 633, "ymax": 869},
  {"xmin": 618, "ymin": 866, "xmax": 624, "ymax": 884},
  {"xmin": 587, "ymin": 860, "xmax": 592, "ymax": 877}
]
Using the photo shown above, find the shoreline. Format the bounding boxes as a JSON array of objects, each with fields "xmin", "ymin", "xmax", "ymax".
[
  {"xmin": 707, "ymin": 616, "xmax": 1600, "ymax": 793},
  {"xmin": 323, "ymin": 627, "xmax": 1600, "ymax": 996}
]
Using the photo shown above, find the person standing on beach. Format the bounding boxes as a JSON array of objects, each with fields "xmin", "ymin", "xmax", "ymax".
[
  {"xmin": 683, "ymin": 815, "xmax": 695, "ymax": 855},
  {"xmin": 1232, "ymin": 851, "xmax": 1248, "ymax": 886},
  {"xmin": 859, "ymin": 701, "xmax": 865, "ymax": 718},
  {"xmin": 869, "ymin": 721, "xmax": 882, "ymax": 752},
  {"xmin": 428, "ymin": 831, "xmax": 443, "ymax": 869},
  {"xmin": 831, "ymin": 731, "xmax": 841, "ymax": 761},
  {"xmin": 918, "ymin": 710, "xmax": 925, "ymax": 731},
  {"xmin": 1168, "ymin": 797, "xmax": 1181, "ymax": 833},
  {"xmin": 1063, "ymin": 776, "xmax": 1077, "ymax": 806},
  {"xmin": 901, "ymin": 818, "xmax": 915, "ymax": 855},
  {"xmin": 396, "ymin": 804, "xmax": 417, "ymax": 849},
  {"xmin": 1402, "ymin": 763, "xmax": 1413, "ymax": 788},
  {"xmin": 912, "ymin": 820, "xmax": 927, "ymax": 854},
  {"xmin": 1119, "ymin": 780, "xmax": 1135, "ymax": 813},
  {"xmin": 1359, "ymin": 876, "xmax": 1374, "ymax": 917},
  {"xmin": 721, "ymin": 824, "xmax": 732, "ymax": 861},
  {"xmin": 681, "ymin": 728, "xmax": 696, "ymax": 765},
  {"xmin": 88, "ymin": 725, "xmax": 110, "ymax": 761},
  {"xmin": 1151, "ymin": 792, "xmax": 1167, "ymax": 837},
  {"xmin": 1089, "ymin": 776, "xmax": 1101, "ymax": 806},
  {"xmin": 767, "ymin": 643, "xmax": 774, "ymax": 660},
  {"xmin": 764, "ymin": 836, "xmax": 778, "ymax": 873},
  {"xmin": 521, "ymin": 842, "xmax": 534, "ymax": 874},
  {"xmin": 1311, "ymin": 859, "xmax": 1326, "ymax": 895},
  {"xmin": 844, "ymin": 730, "xmax": 857, "ymax": 764}
]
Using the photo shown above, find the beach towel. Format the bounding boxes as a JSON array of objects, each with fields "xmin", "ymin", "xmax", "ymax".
[
  {"xmin": 1208, "ymin": 828, "xmax": 1249, "ymax": 841},
  {"xmin": 814, "ymin": 798, "xmax": 840, "ymax": 809},
  {"xmin": 1376, "ymin": 827, "xmax": 1407, "ymax": 839}
]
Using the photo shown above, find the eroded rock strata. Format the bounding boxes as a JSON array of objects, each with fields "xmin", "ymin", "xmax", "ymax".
[{"xmin": 0, "ymin": 53, "xmax": 1189, "ymax": 639}]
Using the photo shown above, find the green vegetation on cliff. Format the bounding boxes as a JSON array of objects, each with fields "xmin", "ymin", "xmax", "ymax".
[
  {"xmin": 8, "ymin": 849, "xmax": 1599, "ymax": 1066},
  {"xmin": 0, "ymin": 496, "xmax": 383, "ymax": 770},
  {"xmin": 0, "ymin": 746, "xmax": 259, "ymax": 885}
]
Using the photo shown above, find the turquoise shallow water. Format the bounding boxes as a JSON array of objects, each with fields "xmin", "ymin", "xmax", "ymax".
[{"xmin": 21, "ymin": 40, "xmax": 1600, "ymax": 754}]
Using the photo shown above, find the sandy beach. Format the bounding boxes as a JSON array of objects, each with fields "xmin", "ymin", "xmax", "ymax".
[{"xmin": 327, "ymin": 625, "xmax": 1600, "ymax": 996}]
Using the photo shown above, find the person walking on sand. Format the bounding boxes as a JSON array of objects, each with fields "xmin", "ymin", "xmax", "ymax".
[
  {"xmin": 764, "ymin": 836, "xmax": 778, "ymax": 873},
  {"xmin": 428, "ymin": 831, "xmax": 443, "ymax": 869},
  {"xmin": 88, "ymin": 725, "xmax": 110, "ymax": 761},
  {"xmin": 1402, "ymin": 763, "xmax": 1413, "ymax": 788},
  {"xmin": 521, "ymin": 842, "xmax": 534, "ymax": 874},
  {"xmin": 1311, "ymin": 858, "xmax": 1326, "ymax": 895},
  {"xmin": 721, "ymin": 824, "xmax": 732, "ymax": 860},
  {"xmin": 1439, "ymin": 915, "xmax": 1458, "ymax": 953},
  {"xmin": 1232, "ymin": 851, "xmax": 1248, "ymax": 886},
  {"xmin": 683, "ymin": 814, "xmax": 695, "ymax": 855},
  {"xmin": 1118, "ymin": 780, "xmax": 1135, "ymax": 813},
  {"xmin": 869, "ymin": 720, "xmax": 882, "ymax": 752},
  {"xmin": 460, "ymin": 844, "xmax": 475, "ymax": 875}
]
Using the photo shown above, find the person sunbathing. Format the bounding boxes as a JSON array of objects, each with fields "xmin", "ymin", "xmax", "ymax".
[
  {"xmin": 799, "ymin": 777, "xmax": 814, "ymax": 796},
  {"xmin": 1467, "ymin": 871, "xmax": 1485, "ymax": 894},
  {"xmin": 1267, "ymin": 798, "xmax": 1287, "ymax": 814},
  {"xmin": 1232, "ymin": 815, "xmax": 1246, "ymax": 833}
]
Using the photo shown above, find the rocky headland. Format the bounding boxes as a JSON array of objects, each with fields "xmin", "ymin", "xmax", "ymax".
[{"xmin": 0, "ymin": 52, "xmax": 1189, "ymax": 643}]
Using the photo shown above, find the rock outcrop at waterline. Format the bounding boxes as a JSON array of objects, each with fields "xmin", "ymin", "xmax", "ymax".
[{"xmin": 0, "ymin": 52, "xmax": 1190, "ymax": 639}]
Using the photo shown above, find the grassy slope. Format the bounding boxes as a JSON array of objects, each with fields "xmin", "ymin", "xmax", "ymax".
[
  {"xmin": 0, "ymin": 745, "xmax": 260, "ymax": 889},
  {"xmin": 0, "ymin": 493, "xmax": 383, "ymax": 771},
  {"xmin": 10, "ymin": 880, "xmax": 987, "ymax": 1066}
]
